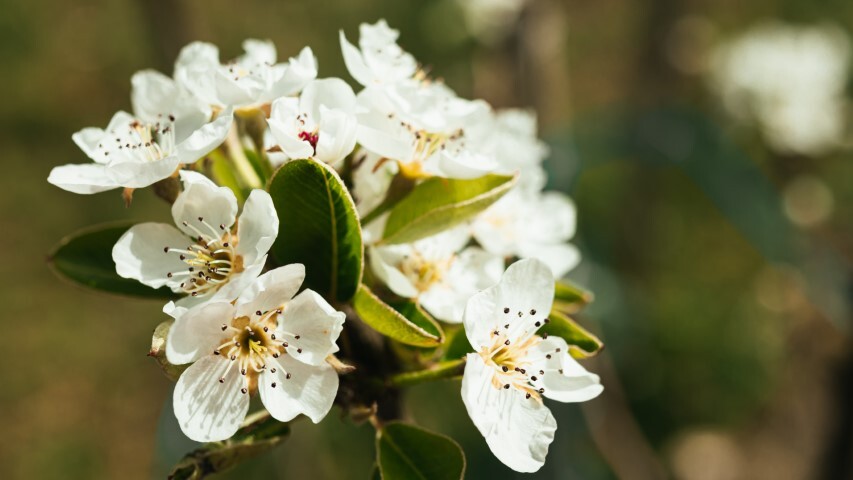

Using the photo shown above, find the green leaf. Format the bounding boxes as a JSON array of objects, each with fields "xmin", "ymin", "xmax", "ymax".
[
  {"xmin": 149, "ymin": 320, "xmax": 188, "ymax": 381},
  {"xmin": 268, "ymin": 159, "xmax": 364, "ymax": 302},
  {"xmin": 554, "ymin": 280, "xmax": 594, "ymax": 313},
  {"xmin": 48, "ymin": 222, "xmax": 176, "ymax": 299},
  {"xmin": 388, "ymin": 359, "xmax": 466, "ymax": 388},
  {"xmin": 387, "ymin": 300, "xmax": 443, "ymax": 341},
  {"xmin": 540, "ymin": 310, "xmax": 604, "ymax": 359},
  {"xmin": 353, "ymin": 285, "xmax": 441, "ymax": 347},
  {"xmin": 381, "ymin": 174, "xmax": 516, "ymax": 244},
  {"xmin": 441, "ymin": 327, "xmax": 474, "ymax": 361},
  {"xmin": 169, "ymin": 412, "xmax": 290, "ymax": 480},
  {"xmin": 376, "ymin": 422, "xmax": 465, "ymax": 480}
]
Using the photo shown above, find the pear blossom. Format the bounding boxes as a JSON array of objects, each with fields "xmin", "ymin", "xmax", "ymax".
[
  {"xmin": 472, "ymin": 189, "xmax": 580, "ymax": 278},
  {"xmin": 467, "ymin": 108, "xmax": 549, "ymax": 190},
  {"xmin": 355, "ymin": 81, "xmax": 496, "ymax": 179},
  {"xmin": 370, "ymin": 226, "xmax": 503, "ymax": 323},
  {"xmin": 112, "ymin": 171, "xmax": 277, "ymax": 305},
  {"xmin": 461, "ymin": 259, "xmax": 603, "ymax": 472},
  {"xmin": 175, "ymin": 39, "xmax": 317, "ymax": 110},
  {"xmin": 339, "ymin": 20, "xmax": 418, "ymax": 88},
  {"xmin": 166, "ymin": 264, "xmax": 345, "ymax": 442},
  {"xmin": 48, "ymin": 108, "xmax": 233, "ymax": 194},
  {"xmin": 131, "ymin": 69, "xmax": 211, "ymax": 142},
  {"xmin": 267, "ymin": 78, "xmax": 359, "ymax": 166}
]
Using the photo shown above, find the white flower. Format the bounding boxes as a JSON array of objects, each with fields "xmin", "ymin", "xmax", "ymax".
[
  {"xmin": 131, "ymin": 69, "xmax": 212, "ymax": 142},
  {"xmin": 112, "ymin": 171, "xmax": 277, "ymax": 305},
  {"xmin": 175, "ymin": 39, "xmax": 317, "ymax": 110},
  {"xmin": 166, "ymin": 264, "xmax": 345, "ymax": 442},
  {"xmin": 48, "ymin": 108, "xmax": 233, "ymax": 194},
  {"xmin": 461, "ymin": 259, "xmax": 603, "ymax": 472},
  {"xmin": 267, "ymin": 78, "xmax": 358, "ymax": 166},
  {"xmin": 467, "ymin": 108, "xmax": 548, "ymax": 187},
  {"xmin": 709, "ymin": 22, "xmax": 851, "ymax": 156},
  {"xmin": 355, "ymin": 81, "xmax": 496, "ymax": 179},
  {"xmin": 339, "ymin": 20, "xmax": 418, "ymax": 88},
  {"xmin": 370, "ymin": 226, "xmax": 503, "ymax": 323},
  {"xmin": 472, "ymin": 189, "xmax": 580, "ymax": 278}
]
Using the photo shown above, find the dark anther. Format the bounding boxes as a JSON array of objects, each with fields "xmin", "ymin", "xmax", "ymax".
[
  {"xmin": 503, "ymin": 307, "xmax": 510, "ymax": 314},
  {"xmin": 530, "ymin": 309, "xmax": 537, "ymax": 315},
  {"xmin": 502, "ymin": 366, "xmax": 508, "ymax": 372}
]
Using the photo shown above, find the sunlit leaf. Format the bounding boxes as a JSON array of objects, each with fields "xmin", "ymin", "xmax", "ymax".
[
  {"xmin": 380, "ymin": 174, "xmax": 516, "ymax": 244},
  {"xmin": 353, "ymin": 284, "xmax": 442, "ymax": 347},
  {"xmin": 268, "ymin": 158, "xmax": 364, "ymax": 302}
]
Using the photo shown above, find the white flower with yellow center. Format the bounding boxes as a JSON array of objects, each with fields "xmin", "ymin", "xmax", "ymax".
[
  {"xmin": 48, "ymin": 109, "xmax": 233, "ymax": 194},
  {"xmin": 112, "ymin": 171, "xmax": 277, "ymax": 305},
  {"xmin": 370, "ymin": 226, "xmax": 503, "ymax": 323},
  {"xmin": 165, "ymin": 264, "xmax": 345, "ymax": 442},
  {"xmin": 461, "ymin": 259, "xmax": 603, "ymax": 472}
]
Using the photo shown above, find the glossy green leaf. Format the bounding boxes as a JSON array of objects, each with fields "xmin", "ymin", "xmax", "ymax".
[
  {"xmin": 48, "ymin": 222, "xmax": 176, "ymax": 299},
  {"xmin": 376, "ymin": 422, "xmax": 465, "ymax": 480},
  {"xmin": 268, "ymin": 159, "xmax": 364, "ymax": 302},
  {"xmin": 169, "ymin": 412, "xmax": 290, "ymax": 480},
  {"xmin": 540, "ymin": 310, "xmax": 604, "ymax": 359},
  {"xmin": 380, "ymin": 174, "xmax": 516, "ymax": 244},
  {"xmin": 353, "ymin": 285, "xmax": 441, "ymax": 347},
  {"xmin": 554, "ymin": 280, "xmax": 594, "ymax": 313},
  {"xmin": 388, "ymin": 300, "xmax": 443, "ymax": 341}
]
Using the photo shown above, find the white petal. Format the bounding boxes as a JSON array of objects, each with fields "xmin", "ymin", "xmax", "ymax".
[
  {"xmin": 112, "ymin": 222, "xmax": 190, "ymax": 289},
  {"xmin": 278, "ymin": 289, "xmax": 345, "ymax": 366},
  {"xmin": 517, "ymin": 242, "xmax": 581, "ymax": 279},
  {"xmin": 47, "ymin": 163, "xmax": 118, "ymax": 194},
  {"xmin": 529, "ymin": 337, "xmax": 604, "ymax": 403},
  {"xmin": 368, "ymin": 246, "xmax": 419, "ymax": 298},
  {"xmin": 173, "ymin": 355, "xmax": 249, "ymax": 442},
  {"xmin": 463, "ymin": 259, "xmax": 554, "ymax": 349},
  {"xmin": 314, "ymin": 108, "xmax": 358, "ymax": 165},
  {"xmin": 166, "ymin": 300, "xmax": 235, "ymax": 365},
  {"xmin": 259, "ymin": 356, "xmax": 338, "ymax": 423},
  {"xmin": 435, "ymin": 150, "xmax": 498, "ymax": 179},
  {"xmin": 301, "ymin": 78, "xmax": 357, "ymax": 115},
  {"xmin": 461, "ymin": 354, "xmax": 556, "ymax": 473},
  {"xmin": 339, "ymin": 30, "xmax": 373, "ymax": 87},
  {"xmin": 235, "ymin": 264, "xmax": 306, "ymax": 316},
  {"xmin": 267, "ymin": 118, "xmax": 315, "ymax": 160},
  {"xmin": 71, "ymin": 127, "xmax": 109, "ymax": 163},
  {"xmin": 172, "ymin": 173, "xmax": 238, "ymax": 237},
  {"xmin": 208, "ymin": 256, "xmax": 266, "ymax": 303},
  {"xmin": 131, "ymin": 69, "xmax": 210, "ymax": 139},
  {"xmin": 242, "ymin": 39, "xmax": 277, "ymax": 65},
  {"xmin": 421, "ymin": 248, "xmax": 503, "ymax": 324},
  {"xmin": 178, "ymin": 169, "xmax": 218, "ymax": 189},
  {"xmin": 268, "ymin": 46, "xmax": 318, "ymax": 99},
  {"xmin": 235, "ymin": 189, "xmax": 279, "ymax": 266},
  {"xmin": 174, "ymin": 108, "xmax": 233, "ymax": 164},
  {"xmin": 106, "ymin": 155, "xmax": 182, "ymax": 189}
]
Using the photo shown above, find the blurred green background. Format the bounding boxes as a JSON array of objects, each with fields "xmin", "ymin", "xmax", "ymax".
[{"xmin": 2, "ymin": 0, "xmax": 852, "ymax": 478}]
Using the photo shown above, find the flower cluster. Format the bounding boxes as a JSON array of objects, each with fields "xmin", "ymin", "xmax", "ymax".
[{"xmin": 47, "ymin": 19, "xmax": 602, "ymax": 474}]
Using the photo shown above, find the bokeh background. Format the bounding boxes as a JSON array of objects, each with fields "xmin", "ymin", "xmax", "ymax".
[{"xmin": 2, "ymin": 0, "xmax": 852, "ymax": 478}]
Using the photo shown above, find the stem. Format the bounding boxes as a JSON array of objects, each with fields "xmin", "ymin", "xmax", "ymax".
[
  {"xmin": 387, "ymin": 358, "xmax": 466, "ymax": 388},
  {"xmin": 225, "ymin": 125, "xmax": 262, "ymax": 190}
]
